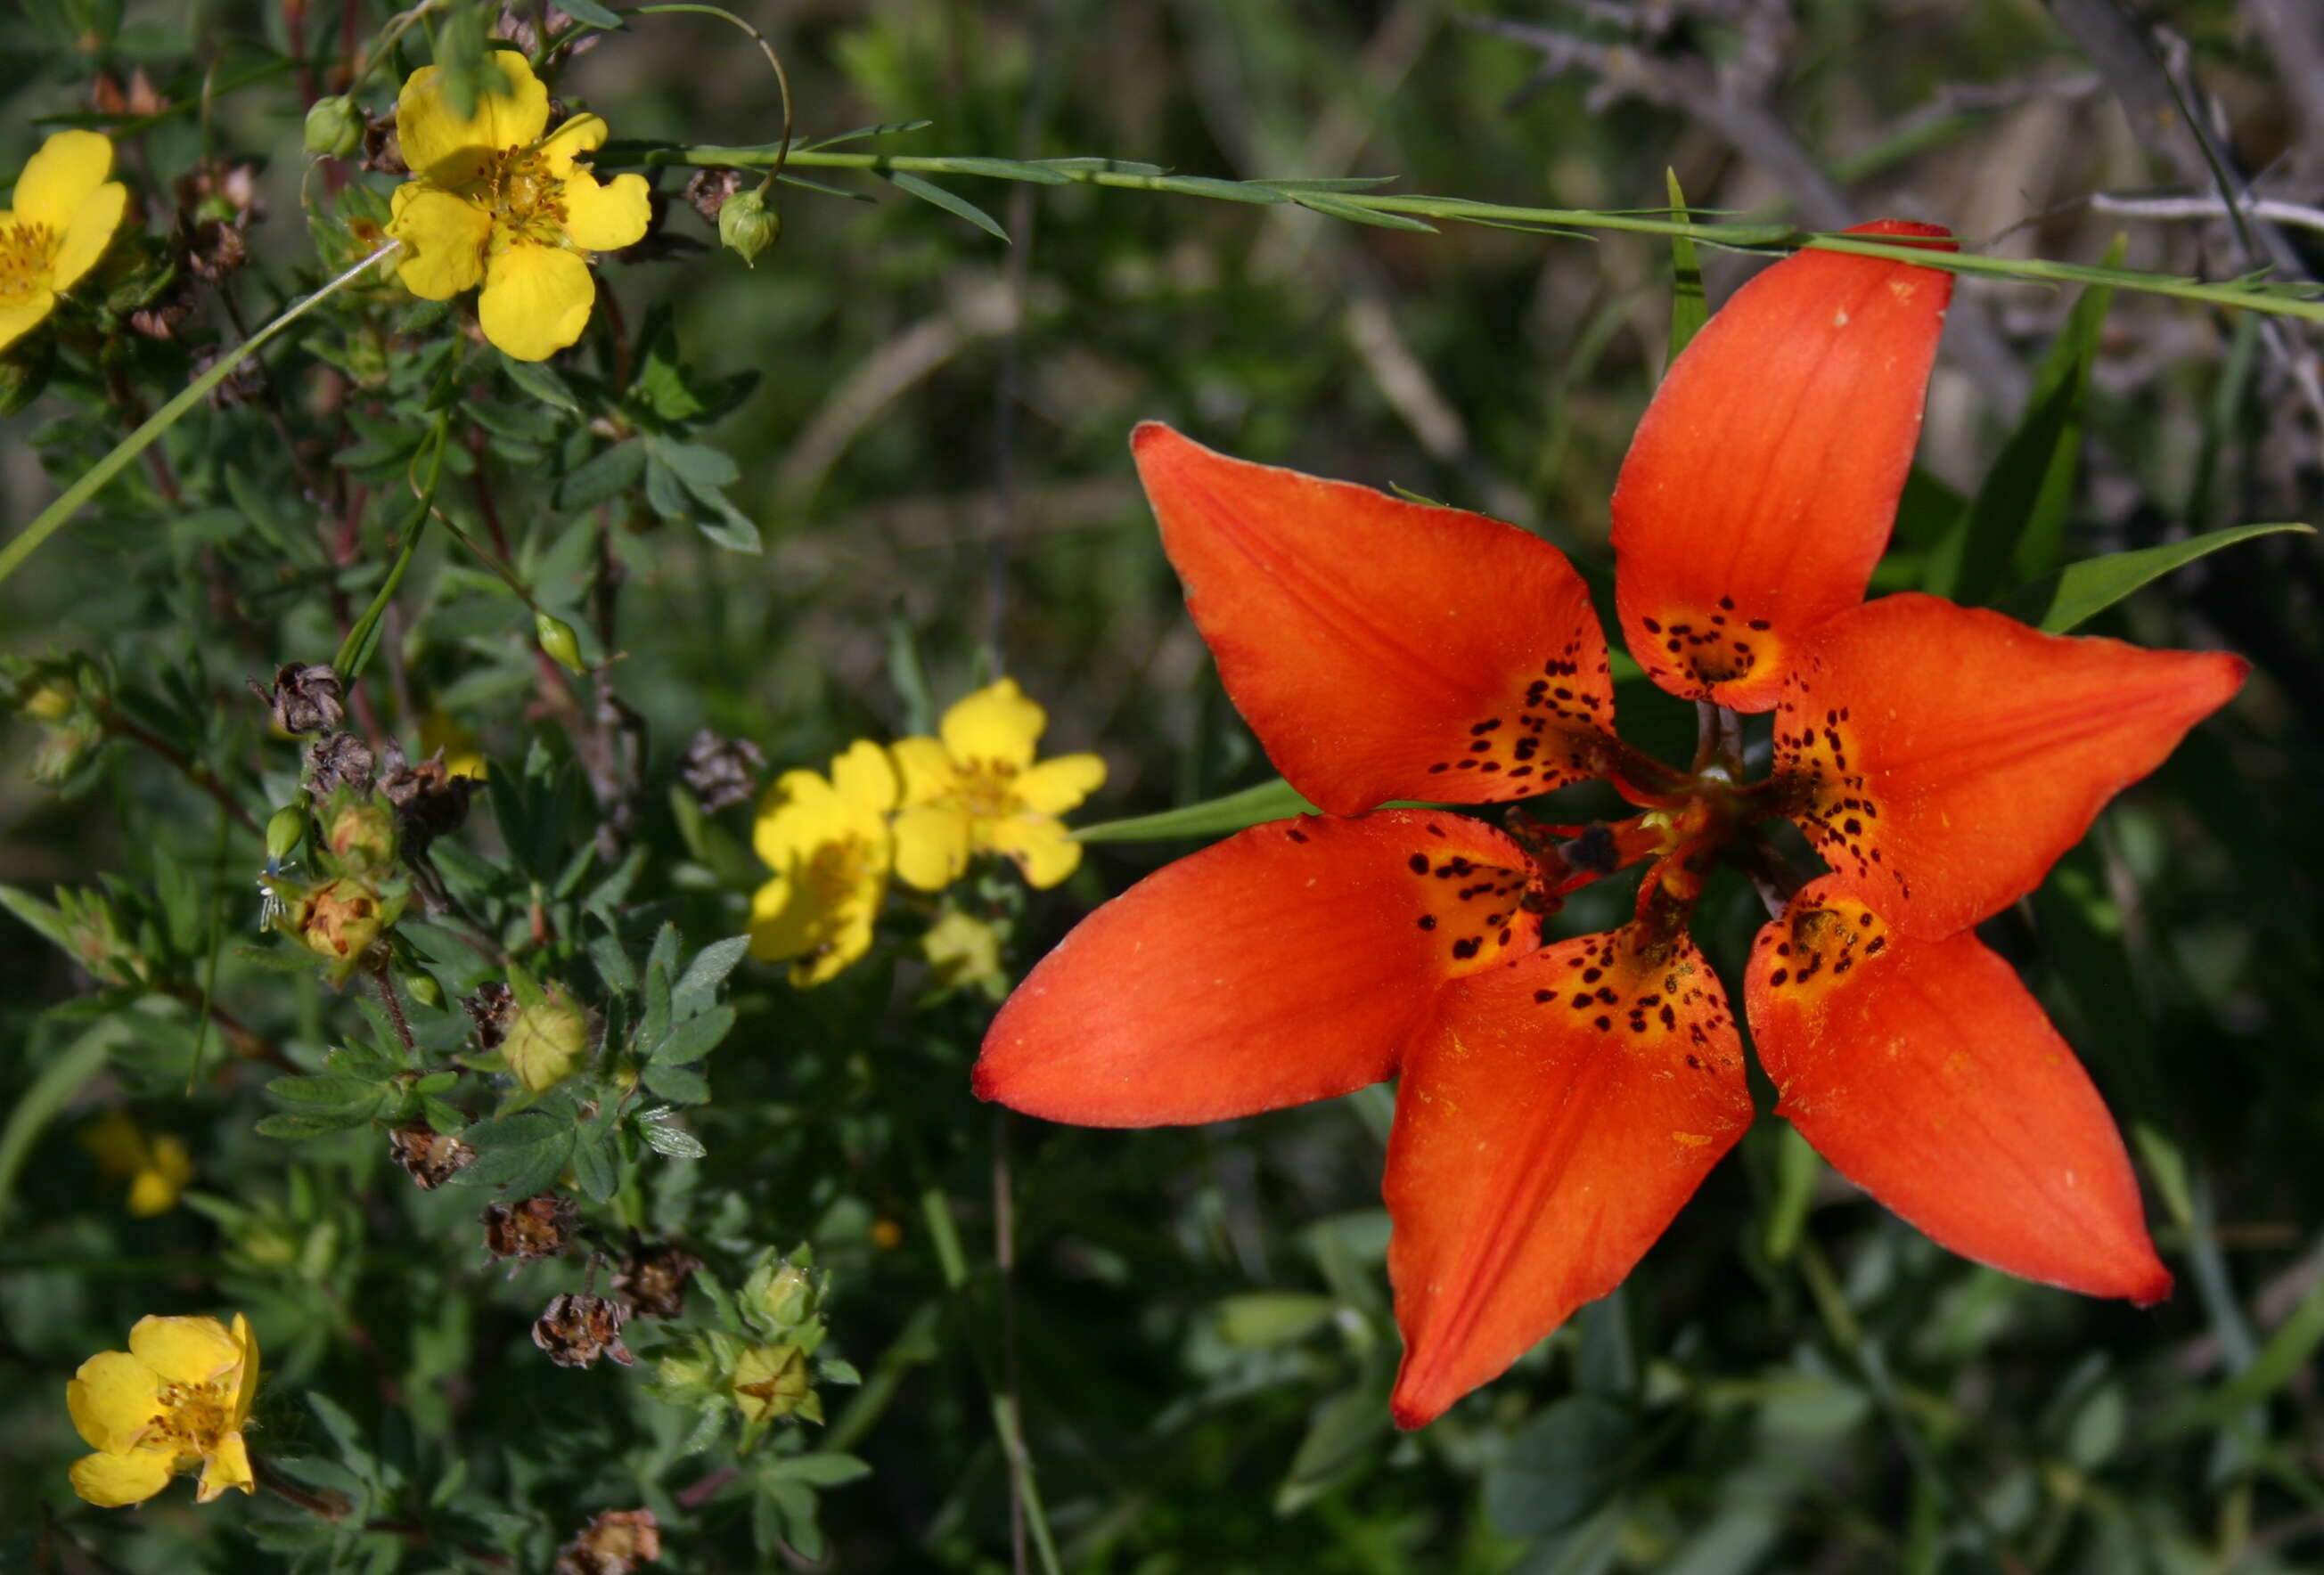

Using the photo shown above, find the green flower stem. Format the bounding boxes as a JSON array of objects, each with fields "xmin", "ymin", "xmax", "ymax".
[
  {"xmin": 0, "ymin": 241, "xmax": 404, "ymax": 593},
  {"xmin": 630, "ymin": 5, "xmax": 793, "ymax": 191},
  {"xmin": 596, "ymin": 140, "xmax": 2324, "ymax": 323},
  {"xmin": 333, "ymin": 412, "xmax": 449, "ymax": 683}
]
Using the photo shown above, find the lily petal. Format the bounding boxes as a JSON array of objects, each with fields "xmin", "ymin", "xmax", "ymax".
[
  {"xmin": 1386, "ymin": 922, "xmax": 1750, "ymax": 1427},
  {"xmin": 976, "ymin": 811, "xmax": 1542, "ymax": 1126},
  {"xmin": 1746, "ymin": 877, "xmax": 2170, "ymax": 1302},
  {"xmin": 1774, "ymin": 592, "xmax": 2247, "ymax": 938},
  {"xmin": 1612, "ymin": 222, "xmax": 1955, "ymax": 712},
  {"xmin": 1132, "ymin": 424, "xmax": 1615, "ymax": 816}
]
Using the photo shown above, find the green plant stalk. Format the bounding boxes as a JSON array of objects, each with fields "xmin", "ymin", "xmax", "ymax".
[
  {"xmin": 598, "ymin": 142, "xmax": 2324, "ymax": 323},
  {"xmin": 334, "ymin": 414, "xmax": 451, "ymax": 681},
  {"xmin": 0, "ymin": 241, "xmax": 404, "ymax": 592}
]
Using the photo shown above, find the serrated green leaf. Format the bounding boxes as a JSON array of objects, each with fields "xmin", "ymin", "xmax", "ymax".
[
  {"xmin": 651, "ymin": 1004, "xmax": 736, "ymax": 1065},
  {"xmin": 557, "ymin": 440, "xmax": 646, "ymax": 511},
  {"xmin": 447, "ymin": 1111, "xmax": 573, "ymax": 1191},
  {"xmin": 1992, "ymin": 523, "xmax": 2312, "ymax": 632},
  {"xmin": 637, "ymin": 1116, "xmax": 707, "ymax": 1159},
  {"xmin": 642, "ymin": 1060, "xmax": 710, "ymax": 1104},
  {"xmin": 767, "ymin": 1452, "xmax": 873, "ymax": 1486},
  {"xmin": 1075, "ymin": 778, "xmax": 1316, "ymax": 843},
  {"xmin": 674, "ymin": 935, "xmax": 750, "ymax": 1016},
  {"xmin": 1275, "ymin": 1387, "xmax": 1387, "ymax": 1515},
  {"xmin": 570, "ymin": 1127, "xmax": 618, "ymax": 1202},
  {"xmin": 266, "ymin": 1073, "xmax": 389, "ymax": 1109},
  {"xmin": 884, "ymin": 171, "xmax": 1009, "ymax": 241}
]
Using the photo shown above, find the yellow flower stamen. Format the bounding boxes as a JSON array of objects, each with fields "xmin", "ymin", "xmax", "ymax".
[{"xmin": 0, "ymin": 221, "xmax": 61, "ymax": 299}]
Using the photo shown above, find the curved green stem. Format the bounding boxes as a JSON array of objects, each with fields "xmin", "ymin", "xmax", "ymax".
[
  {"xmin": 594, "ymin": 140, "xmax": 2324, "ymax": 322},
  {"xmin": 632, "ymin": 5, "xmax": 793, "ymax": 189},
  {"xmin": 0, "ymin": 241, "xmax": 404, "ymax": 593}
]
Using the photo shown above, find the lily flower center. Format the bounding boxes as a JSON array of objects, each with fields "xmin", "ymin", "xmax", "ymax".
[
  {"xmin": 479, "ymin": 147, "xmax": 568, "ymax": 247},
  {"xmin": 0, "ymin": 220, "xmax": 59, "ymax": 300}
]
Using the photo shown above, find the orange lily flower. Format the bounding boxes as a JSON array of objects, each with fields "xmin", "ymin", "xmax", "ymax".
[{"xmin": 974, "ymin": 222, "xmax": 2247, "ymax": 1428}]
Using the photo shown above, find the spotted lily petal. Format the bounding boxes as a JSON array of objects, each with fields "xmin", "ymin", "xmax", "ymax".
[
  {"xmin": 977, "ymin": 812, "xmax": 1543, "ymax": 1126},
  {"xmin": 1612, "ymin": 222, "xmax": 1955, "ymax": 712},
  {"xmin": 1746, "ymin": 878, "xmax": 2170, "ymax": 1302},
  {"xmin": 1774, "ymin": 592, "xmax": 2248, "ymax": 938},
  {"xmin": 1386, "ymin": 922, "xmax": 1750, "ymax": 1427},
  {"xmin": 1132, "ymin": 424, "xmax": 1615, "ymax": 816}
]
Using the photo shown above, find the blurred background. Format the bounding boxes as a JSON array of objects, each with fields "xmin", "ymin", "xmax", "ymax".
[{"xmin": 4, "ymin": 1, "xmax": 2322, "ymax": 1571}]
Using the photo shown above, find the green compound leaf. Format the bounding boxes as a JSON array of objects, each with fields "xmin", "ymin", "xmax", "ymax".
[{"xmin": 1993, "ymin": 523, "xmax": 2312, "ymax": 632}]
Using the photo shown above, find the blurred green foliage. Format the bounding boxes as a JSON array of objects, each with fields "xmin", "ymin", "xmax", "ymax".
[{"xmin": 3, "ymin": 0, "xmax": 2322, "ymax": 1571}]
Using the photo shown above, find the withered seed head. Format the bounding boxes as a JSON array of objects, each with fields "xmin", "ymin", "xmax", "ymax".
[
  {"xmin": 481, "ymin": 1195, "xmax": 580, "ymax": 1263},
  {"xmin": 464, "ymin": 982, "xmax": 518, "ymax": 1052},
  {"xmin": 613, "ymin": 1239, "xmax": 704, "ymax": 1320},
  {"xmin": 554, "ymin": 1508, "xmax": 660, "ymax": 1575},
  {"xmin": 532, "ymin": 1293, "xmax": 635, "ymax": 1369},
  {"xmin": 250, "ymin": 664, "xmax": 344, "ymax": 735},
  {"xmin": 683, "ymin": 167, "xmax": 745, "ymax": 224},
  {"xmin": 379, "ymin": 748, "xmax": 481, "ymax": 853},
  {"xmin": 389, "ymin": 1124, "xmax": 477, "ymax": 1189},
  {"xmin": 678, "ymin": 727, "xmax": 767, "ymax": 813},
  {"xmin": 304, "ymin": 730, "xmax": 375, "ymax": 798}
]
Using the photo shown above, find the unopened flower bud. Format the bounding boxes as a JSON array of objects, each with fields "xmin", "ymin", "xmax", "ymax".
[
  {"xmin": 321, "ymin": 788, "xmax": 398, "ymax": 873},
  {"xmin": 268, "ymin": 874, "xmax": 404, "ymax": 982},
  {"xmin": 405, "ymin": 972, "xmax": 444, "ymax": 1009},
  {"xmin": 503, "ymin": 988, "xmax": 591, "ymax": 1092},
  {"xmin": 304, "ymin": 95, "xmax": 364, "ymax": 159},
  {"xmin": 718, "ymin": 185, "xmax": 780, "ymax": 267},
  {"xmin": 536, "ymin": 611, "xmax": 585, "ymax": 673},
  {"xmin": 264, "ymin": 804, "xmax": 307, "ymax": 866}
]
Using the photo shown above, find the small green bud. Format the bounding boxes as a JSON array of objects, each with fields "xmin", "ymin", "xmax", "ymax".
[
  {"xmin": 265, "ymin": 804, "xmax": 308, "ymax": 866},
  {"xmin": 718, "ymin": 186, "xmax": 781, "ymax": 268},
  {"xmin": 406, "ymin": 973, "xmax": 444, "ymax": 1009},
  {"xmin": 304, "ymin": 95, "xmax": 364, "ymax": 159},
  {"xmin": 503, "ymin": 988, "xmax": 591, "ymax": 1092},
  {"xmin": 536, "ymin": 611, "xmax": 585, "ymax": 673}
]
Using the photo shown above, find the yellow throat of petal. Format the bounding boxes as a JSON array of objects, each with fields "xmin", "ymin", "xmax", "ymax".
[{"xmin": 0, "ymin": 219, "xmax": 60, "ymax": 300}]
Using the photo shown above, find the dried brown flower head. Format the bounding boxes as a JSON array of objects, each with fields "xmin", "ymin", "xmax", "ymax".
[
  {"xmin": 464, "ymin": 982, "xmax": 518, "ymax": 1053},
  {"xmin": 532, "ymin": 1293, "xmax": 635, "ymax": 1369},
  {"xmin": 679, "ymin": 727, "xmax": 766, "ymax": 813},
  {"xmin": 250, "ymin": 664, "xmax": 344, "ymax": 735},
  {"xmin": 480, "ymin": 1195, "xmax": 580, "ymax": 1264},
  {"xmin": 388, "ymin": 1125, "xmax": 477, "ymax": 1189},
  {"xmin": 613, "ymin": 1240, "xmax": 704, "ymax": 1320},
  {"xmin": 554, "ymin": 1508, "xmax": 660, "ymax": 1575}
]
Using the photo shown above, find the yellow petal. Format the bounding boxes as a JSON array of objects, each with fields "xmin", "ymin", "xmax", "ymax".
[
  {"xmin": 478, "ymin": 241, "xmax": 595, "ymax": 362},
  {"xmin": 561, "ymin": 168, "xmax": 652, "ymax": 254},
  {"xmin": 47, "ymin": 179, "xmax": 127, "ymax": 293},
  {"xmin": 12, "ymin": 130, "xmax": 114, "ymax": 230},
  {"xmin": 940, "ymin": 679, "xmax": 1045, "ymax": 770},
  {"xmin": 67, "ymin": 1351, "xmax": 160, "ymax": 1452},
  {"xmin": 891, "ymin": 804, "xmax": 972, "ymax": 893},
  {"xmin": 195, "ymin": 1431, "xmax": 256, "ymax": 1501},
  {"xmin": 396, "ymin": 54, "xmax": 549, "ymax": 180},
  {"xmin": 80, "ymin": 1109, "xmax": 147, "ymax": 1174},
  {"xmin": 754, "ymin": 771, "xmax": 849, "ymax": 868},
  {"xmin": 537, "ymin": 111, "xmax": 610, "ymax": 173},
  {"xmin": 0, "ymin": 290, "xmax": 55, "ymax": 352},
  {"xmin": 889, "ymin": 738, "xmax": 959, "ymax": 805},
  {"xmin": 70, "ymin": 1448, "xmax": 176, "ymax": 1508},
  {"xmin": 829, "ymin": 739, "xmax": 900, "ymax": 816},
  {"xmin": 230, "ymin": 1313, "xmax": 261, "ymax": 1424},
  {"xmin": 127, "ymin": 1167, "xmax": 178, "ymax": 1217},
  {"xmin": 386, "ymin": 184, "xmax": 490, "ymax": 300},
  {"xmin": 749, "ymin": 872, "xmax": 881, "ymax": 984},
  {"xmin": 128, "ymin": 1315, "xmax": 241, "ymax": 1387},
  {"xmin": 748, "ymin": 876, "xmax": 802, "ymax": 962},
  {"xmin": 990, "ymin": 814, "xmax": 1082, "ymax": 889},
  {"xmin": 790, "ymin": 902, "xmax": 878, "ymax": 988},
  {"xmin": 1013, "ymin": 753, "xmax": 1106, "ymax": 815}
]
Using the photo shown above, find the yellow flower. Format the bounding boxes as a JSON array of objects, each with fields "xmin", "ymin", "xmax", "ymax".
[
  {"xmin": 80, "ymin": 1110, "xmax": 193, "ymax": 1217},
  {"xmin": 383, "ymin": 51, "xmax": 651, "ymax": 361},
  {"xmin": 890, "ymin": 680, "xmax": 1105, "ymax": 891},
  {"xmin": 921, "ymin": 910, "xmax": 1005, "ymax": 997},
  {"xmin": 749, "ymin": 741, "xmax": 897, "ymax": 987},
  {"xmin": 66, "ymin": 1313, "xmax": 260, "ymax": 1507},
  {"xmin": 0, "ymin": 130, "xmax": 129, "ymax": 353}
]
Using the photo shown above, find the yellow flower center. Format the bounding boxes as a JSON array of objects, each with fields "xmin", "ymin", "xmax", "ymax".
[
  {"xmin": 805, "ymin": 836, "xmax": 877, "ymax": 906},
  {"xmin": 148, "ymin": 1378, "xmax": 235, "ymax": 1463},
  {"xmin": 479, "ymin": 146, "xmax": 568, "ymax": 247},
  {"xmin": 0, "ymin": 220, "xmax": 59, "ymax": 300},
  {"xmin": 950, "ymin": 760, "xmax": 1023, "ymax": 826}
]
